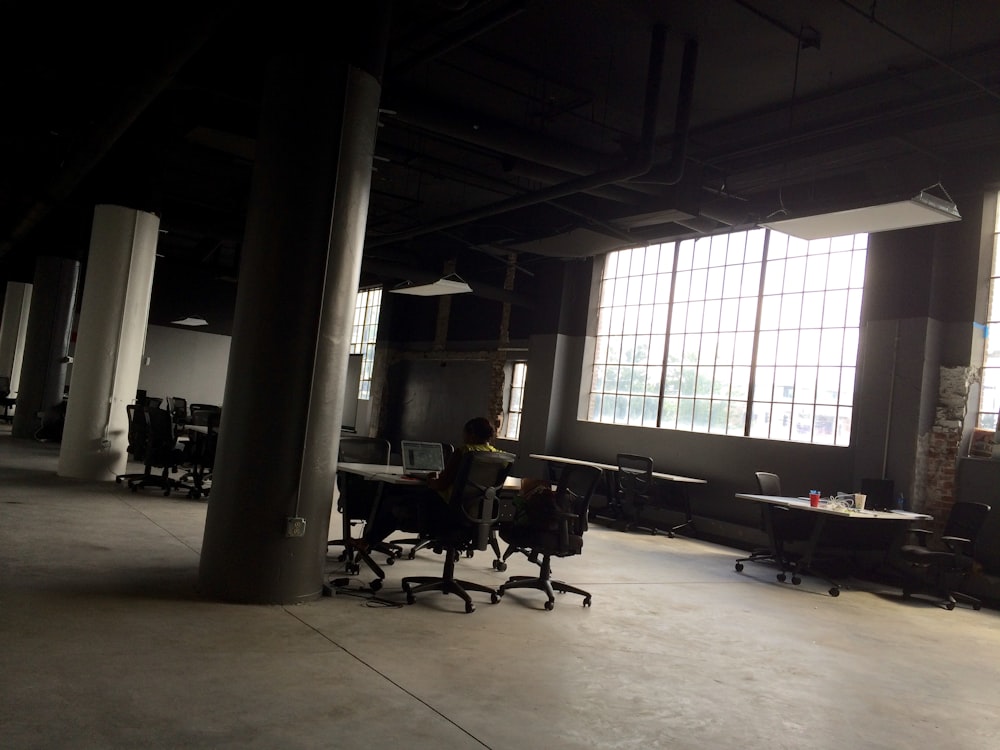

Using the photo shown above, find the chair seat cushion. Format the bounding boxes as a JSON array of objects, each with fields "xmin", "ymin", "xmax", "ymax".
[{"xmin": 899, "ymin": 545, "xmax": 974, "ymax": 569}]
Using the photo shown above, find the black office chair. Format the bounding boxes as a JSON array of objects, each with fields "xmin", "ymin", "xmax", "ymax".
[
  {"xmin": 127, "ymin": 406, "xmax": 186, "ymax": 496},
  {"xmin": 734, "ymin": 473, "xmax": 782, "ymax": 578},
  {"xmin": 0, "ymin": 375, "xmax": 14, "ymax": 424},
  {"xmin": 497, "ymin": 462, "xmax": 603, "ymax": 609},
  {"xmin": 115, "ymin": 404, "xmax": 151, "ymax": 486},
  {"xmin": 167, "ymin": 396, "xmax": 189, "ymax": 429},
  {"xmin": 401, "ymin": 450, "xmax": 516, "ymax": 613},
  {"xmin": 176, "ymin": 407, "xmax": 221, "ymax": 499},
  {"xmin": 898, "ymin": 501, "xmax": 991, "ymax": 610},
  {"xmin": 613, "ymin": 453, "xmax": 656, "ymax": 533},
  {"xmin": 328, "ymin": 437, "xmax": 394, "ymax": 584}
]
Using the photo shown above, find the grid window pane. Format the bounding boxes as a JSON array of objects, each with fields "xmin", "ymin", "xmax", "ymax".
[
  {"xmin": 588, "ymin": 228, "xmax": 867, "ymax": 444},
  {"xmin": 350, "ymin": 287, "xmax": 381, "ymax": 400}
]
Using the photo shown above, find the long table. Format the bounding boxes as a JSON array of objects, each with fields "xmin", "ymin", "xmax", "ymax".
[
  {"xmin": 529, "ymin": 453, "xmax": 706, "ymax": 536},
  {"xmin": 733, "ymin": 493, "xmax": 932, "ymax": 596}
]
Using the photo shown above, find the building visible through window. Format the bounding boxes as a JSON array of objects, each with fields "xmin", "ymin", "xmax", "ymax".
[{"xmin": 588, "ymin": 228, "xmax": 867, "ymax": 445}]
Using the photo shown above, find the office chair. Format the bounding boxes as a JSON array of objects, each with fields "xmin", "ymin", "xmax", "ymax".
[
  {"xmin": 167, "ymin": 396, "xmax": 189, "ymax": 429},
  {"xmin": 328, "ymin": 437, "xmax": 394, "ymax": 582},
  {"xmin": 735, "ymin": 472, "xmax": 790, "ymax": 575},
  {"xmin": 613, "ymin": 453, "xmax": 656, "ymax": 534},
  {"xmin": 127, "ymin": 406, "xmax": 186, "ymax": 496},
  {"xmin": 898, "ymin": 501, "xmax": 991, "ymax": 610},
  {"xmin": 0, "ymin": 376, "xmax": 13, "ymax": 423},
  {"xmin": 176, "ymin": 407, "xmax": 221, "ymax": 499},
  {"xmin": 401, "ymin": 450, "xmax": 516, "ymax": 613},
  {"xmin": 115, "ymin": 404, "xmax": 151, "ymax": 486},
  {"xmin": 496, "ymin": 462, "xmax": 603, "ymax": 609}
]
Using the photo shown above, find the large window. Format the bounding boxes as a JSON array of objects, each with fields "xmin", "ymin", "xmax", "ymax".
[
  {"xmin": 350, "ymin": 287, "xmax": 382, "ymax": 400},
  {"xmin": 503, "ymin": 361, "xmax": 527, "ymax": 440},
  {"xmin": 588, "ymin": 228, "xmax": 867, "ymax": 445},
  {"xmin": 978, "ymin": 196, "xmax": 1000, "ymax": 430}
]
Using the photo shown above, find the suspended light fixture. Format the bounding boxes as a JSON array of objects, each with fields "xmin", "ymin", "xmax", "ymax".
[
  {"xmin": 170, "ymin": 315, "xmax": 209, "ymax": 327},
  {"xmin": 389, "ymin": 273, "xmax": 473, "ymax": 297},
  {"xmin": 761, "ymin": 184, "xmax": 961, "ymax": 240}
]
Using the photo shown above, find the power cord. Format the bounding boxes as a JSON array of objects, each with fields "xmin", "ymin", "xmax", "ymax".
[{"xmin": 325, "ymin": 576, "xmax": 404, "ymax": 608}]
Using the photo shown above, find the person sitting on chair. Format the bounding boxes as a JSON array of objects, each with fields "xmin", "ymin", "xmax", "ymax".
[{"xmin": 364, "ymin": 416, "xmax": 499, "ymax": 546}]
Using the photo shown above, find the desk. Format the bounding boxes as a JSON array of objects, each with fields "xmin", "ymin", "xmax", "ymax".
[
  {"xmin": 733, "ymin": 493, "xmax": 932, "ymax": 596},
  {"xmin": 529, "ymin": 453, "xmax": 706, "ymax": 536}
]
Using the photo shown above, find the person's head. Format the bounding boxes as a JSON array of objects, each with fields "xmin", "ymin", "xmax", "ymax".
[{"xmin": 463, "ymin": 416, "xmax": 495, "ymax": 445}]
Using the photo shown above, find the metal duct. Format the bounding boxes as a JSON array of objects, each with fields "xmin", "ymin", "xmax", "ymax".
[{"xmin": 369, "ymin": 27, "xmax": 697, "ymax": 249}]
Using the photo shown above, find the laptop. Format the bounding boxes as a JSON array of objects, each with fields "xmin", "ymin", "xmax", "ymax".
[{"xmin": 400, "ymin": 440, "xmax": 446, "ymax": 479}]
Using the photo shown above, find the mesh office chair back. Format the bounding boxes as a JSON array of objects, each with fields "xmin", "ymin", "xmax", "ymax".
[{"xmin": 755, "ymin": 472, "xmax": 782, "ymax": 495}]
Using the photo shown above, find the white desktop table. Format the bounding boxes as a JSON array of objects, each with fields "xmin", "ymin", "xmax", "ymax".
[{"xmin": 733, "ymin": 493, "xmax": 932, "ymax": 596}]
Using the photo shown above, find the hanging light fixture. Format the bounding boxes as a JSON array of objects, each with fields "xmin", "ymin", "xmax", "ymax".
[
  {"xmin": 761, "ymin": 184, "xmax": 961, "ymax": 240},
  {"xmin": 389, "ymin": 273, "xmax": 473, "ymax": 297}
]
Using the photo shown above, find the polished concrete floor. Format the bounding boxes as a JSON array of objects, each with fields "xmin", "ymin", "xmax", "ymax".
[{"xmin": 2, "ymin": 425, "xmax": 1000, "ymax": 750}]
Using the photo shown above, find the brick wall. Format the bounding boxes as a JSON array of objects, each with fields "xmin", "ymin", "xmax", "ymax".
[{"xmin": 921, "ymin": 366, "xmax": 975, "ymax": 533}]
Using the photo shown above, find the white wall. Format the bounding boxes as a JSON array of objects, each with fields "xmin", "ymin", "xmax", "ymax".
[{"xmin": 138, "ymin": 325, "xmax": 230, "ymax": 407}]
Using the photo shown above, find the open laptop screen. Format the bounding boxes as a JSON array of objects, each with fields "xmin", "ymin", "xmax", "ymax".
[{"xmin": 400, "ymin": 441, "xmax": 445, "ymax": 475}]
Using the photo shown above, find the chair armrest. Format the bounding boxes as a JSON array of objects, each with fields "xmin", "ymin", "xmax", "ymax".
[
  {"xmin": 907, "ymin": 528, "xmax": 932, "ymax": 547},
  {"xmin": 941, "ymin": 535, "xmax": 973, "ymax": 554}
]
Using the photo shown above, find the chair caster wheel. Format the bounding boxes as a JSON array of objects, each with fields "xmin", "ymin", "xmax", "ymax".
[
  {"xmin": 406, "ymin": 593, "xmax": 415, "ymax": 605},
  {"xmin": 370, "ymin": 579, "xmax": 382, "ymax": 592},
  {"xmin": 734, "ymin": 562, "xmax": 744, "ymax": 572},
  {"xmin": 583, "ymin": 596, "xmax": 592, "ymax": 607},
  {"xmin": 777, "ymin": 573, "xmax": 786, "ymax": 582},
  {"xmin": 829, "ymin": 587, "xmax": 840, "ymax": 597},
  {"xmin": 791, "ymin": 576, "xmax": 801, "ymax": 585},
  {"xmin": 493, "ymin": 560, "xmax": 507, "ymax": 571},
  {"xmin": 945, "ymin": 601, "xmax": 955, "ymax": 610},
  {"xmin": 465, "ymin": 602, "xmax": 475, "ymax": 613},
  {"xmin": 974, "ymin": 603, "xmax": 982, "ymax": 611},
  {"xmin": 544, "ymin": 600, "xmax": 554, "ymax": 611},
  {"xmin": 666, "ymin": 531, "xmax": 674, "ymax": 539},
  {"xmin": 497, "ymin": 586, "xmax": 506, "ymax": 597},
  {"xmin": 346, "ymin": 563, "xmax": 359, "ymax": 575},
  {"xmin": 490, "ymin": 592, "xmax": 499, "ymax": 604},
  {"xmin": 466, "ymin": 549, "xmax": 474, "ymax": 558},
  {"xmin": 407, "ymin": 551, "xmax": 417, "ymax": 560},
  {"xmin": 385, "ymin": 557, "xmax": 394, "ymax": 566}
]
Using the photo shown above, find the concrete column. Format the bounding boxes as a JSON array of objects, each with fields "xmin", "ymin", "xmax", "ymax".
[
  {"xmin": 11, "ymin": 257, "xmax": 79, "ymax": 439},
  {"xmin": 199, "ymin": 4, "xmax": 389, "ymax": 604},
  {"xmin": 58, "ymin": 205, "xmax": 159, "ymax": 480},
  {"xmin": 0, "ymin": 281, "xmax": 32, "ymax": 395}
]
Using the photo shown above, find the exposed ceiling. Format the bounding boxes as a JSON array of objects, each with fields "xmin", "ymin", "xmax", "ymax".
[{"xmin": 3, "ymin": 0, "xmax": 1000, "ymax": 329}]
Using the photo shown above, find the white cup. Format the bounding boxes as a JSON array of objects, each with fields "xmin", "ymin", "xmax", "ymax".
[{"xmin": 854, "ymin": 493, "xmax": 867, "ymax": 511}]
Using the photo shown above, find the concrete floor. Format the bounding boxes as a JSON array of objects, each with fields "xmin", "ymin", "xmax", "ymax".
[{"xmin": 2, "ymin": 425, "xmax": 999, "ymax": 750}]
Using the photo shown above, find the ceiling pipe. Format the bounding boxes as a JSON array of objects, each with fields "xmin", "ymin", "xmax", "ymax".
[
  {"xmin": 369, "ymin": 25, "xmax": 696, "ymax": 249},
  {"xmin": 0, "ymin": 5, "xmax": 237, "ymax": 261}
]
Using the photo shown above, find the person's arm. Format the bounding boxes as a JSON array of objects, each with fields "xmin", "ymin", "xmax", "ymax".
[{"xmin": 426, "ymin": 449, "xmax": 462, "ymax": 492}]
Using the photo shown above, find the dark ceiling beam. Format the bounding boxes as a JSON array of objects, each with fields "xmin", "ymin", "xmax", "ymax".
[
  {"xmin": 368, "ymin": 25, "xmax": 691, "ymax": 249},
  {"xmin": 0, "ymin": 4, "xmax": 238, "ymax": 261}
]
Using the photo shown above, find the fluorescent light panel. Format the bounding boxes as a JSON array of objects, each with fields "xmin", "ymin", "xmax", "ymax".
[
  {"xmin": 390, "ymin": 276, "xmax": 473, "ymax": 296},
  {"xmin": 171, "ymin": 316, "xmax": 208, "ymax": 326},
  {"xmin": 761, "ymin": 191, "xmax": 961, "ymax": 240}
]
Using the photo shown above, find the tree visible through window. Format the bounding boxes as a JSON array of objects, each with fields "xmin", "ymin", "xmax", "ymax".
[
  {"xmin": 350, "ymin": 287, "xmax": 381, "ymax": 400},
  {"xmin": 588, "ymin": 228, "xmax": 867, "ymax": 445}
]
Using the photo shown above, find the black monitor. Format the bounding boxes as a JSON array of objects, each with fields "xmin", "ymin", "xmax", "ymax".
[{"xmin": 860, "ymin": 478, "xmax": 895, "ymax": 511}]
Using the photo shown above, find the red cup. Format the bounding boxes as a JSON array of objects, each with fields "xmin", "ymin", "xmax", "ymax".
[{"xmin": 809, "ymin": 491, "xmax": 820, "ymax": 508}]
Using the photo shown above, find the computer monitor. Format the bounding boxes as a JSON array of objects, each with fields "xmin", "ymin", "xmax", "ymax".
[{"xmin": 860, "ymin": 478, "xmax": 895, "ymax": 511}]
